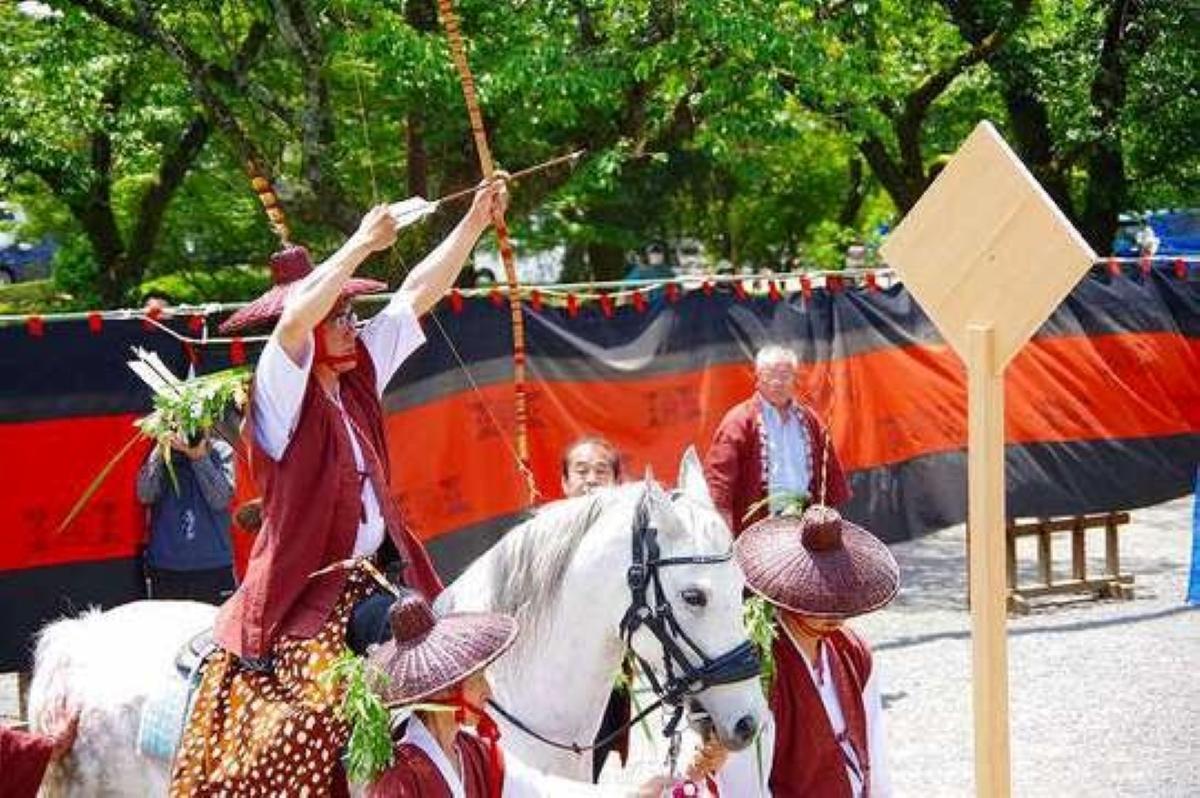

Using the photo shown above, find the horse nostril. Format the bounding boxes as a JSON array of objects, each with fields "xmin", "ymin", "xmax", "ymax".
[{"xmin": 734, "ymin": 714, "xmax": 758, "ymax": 742}]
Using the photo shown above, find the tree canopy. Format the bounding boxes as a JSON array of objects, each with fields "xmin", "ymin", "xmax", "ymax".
[{"xmin": 0, "ymin": 0, "xmax": 1195, "ymax": 308}]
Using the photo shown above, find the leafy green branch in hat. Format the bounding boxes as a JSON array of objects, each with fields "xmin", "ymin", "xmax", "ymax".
[
  {"xmin": 323, "ymin": 650, "xmax": 396, "ymax": 783},
  {"xmin": 742, "ymin": 490, "xmax": 810, "ymax": 524}
]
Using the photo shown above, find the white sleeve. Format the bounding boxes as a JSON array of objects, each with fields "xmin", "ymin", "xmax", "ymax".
[
  {"xmin": 864, "ymin": 666, "xmax": 893, "ymax": 798},
  {"xmin": 359, "ymin": 296, "xmax": 426, "ymax": 395},
  {"xmin": 501, "ymin": 749, "xmax": 633, "ymax": 797},
  {"xmin": 252, "ymin": 333, "xmax": 314, "ymax": 461},
  {"xmin": 712, "ymin": 713, "xmax": 774, "ymax": 798}
]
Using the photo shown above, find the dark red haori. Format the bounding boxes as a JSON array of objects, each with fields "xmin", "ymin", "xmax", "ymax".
[
  {"xmin": 769, "ymin": 627, "xmax": 873, "ymax": 798},
  {"xmin": 214, "ymin": 339, "xmax": 443, "ymax": 660},
  {"xmin": 703, "ymin": 395, "xmax": 850, "ymax": 537},
  {"xmin": 366, "ymin": 728, "xmax": 505, "ymax": 798}
]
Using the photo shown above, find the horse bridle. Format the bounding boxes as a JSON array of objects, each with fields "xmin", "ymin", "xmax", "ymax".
[{"xmin": 487, "ymin": 490, "xmax": 762, "ymax": 753}]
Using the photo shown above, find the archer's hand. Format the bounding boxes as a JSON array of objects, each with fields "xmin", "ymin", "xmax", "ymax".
[
  {"xmin": 354, "ymin": 204, "xmax": 399, "ymax": 252},
  {"xmin": 467, "ymin": 178, "xmax": 508, "ymax": 231}
]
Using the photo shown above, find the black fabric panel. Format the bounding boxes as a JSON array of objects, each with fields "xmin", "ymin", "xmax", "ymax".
[
  {"xmin": 844, "ymin": 433, "xmax": 1200, "ymax": 544},
  {"xmin": 0, "ymin": 557, "xmax": 145, "ymax": 672},
  {"xmin": 424, "ymin": 511, "xmax": 529, "ymax": 583}
]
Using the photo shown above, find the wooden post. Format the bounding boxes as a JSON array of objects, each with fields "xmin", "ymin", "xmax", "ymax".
[
  {"xmin": 967, "ymin": 325, "xmax": 1012, "ymax": 798},
  {"xmin": 1037, "ymin": 526, "xmax": 1053, "ymax": 588},
  {"xmin": 1105, "ymin": 514, "xmax": 1121, "ymax": 577},
  {"xmin": 1071, "ymin": 518, "xmax": 1087, "ymax": 582},
  {"xmin": 880, "ymin": 121, "xmax": 1096, "ymax": 798}
]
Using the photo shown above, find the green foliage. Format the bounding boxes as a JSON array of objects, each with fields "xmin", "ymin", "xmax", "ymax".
[
  {"xmin": 322, "ymin": 650, "xmax": 395, "ymax": 784},
  {"xmin": 133, "ymin": 364, "xmax": 251, "ymax": 449},
  {"xmin": 1, "ymin": 0, "xmax": 1195, "ymax": 310},
  {"xmin": 743, "ymin": 595, "xmax": 778, "ymax": 697}
]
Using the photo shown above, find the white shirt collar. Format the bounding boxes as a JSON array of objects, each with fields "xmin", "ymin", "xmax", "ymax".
[{"xmin": 402, "ymin": 714, "xmax": 466, "ymax": 798}]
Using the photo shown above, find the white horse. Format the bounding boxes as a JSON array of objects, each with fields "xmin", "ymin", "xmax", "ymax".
[{"xmin": 29, "ymin": 450, "xmax": 766, "ymax": 794}]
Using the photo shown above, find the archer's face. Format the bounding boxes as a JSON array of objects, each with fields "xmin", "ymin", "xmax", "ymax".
[{"xmin": 318, "ymin": 301, "xmax": 358, "ymax": 372}]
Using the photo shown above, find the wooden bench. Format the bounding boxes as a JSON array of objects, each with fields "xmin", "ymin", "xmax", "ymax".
[{"xmin": 1006, "ymin": 512, "xmax": 1134, "ymax": 613}]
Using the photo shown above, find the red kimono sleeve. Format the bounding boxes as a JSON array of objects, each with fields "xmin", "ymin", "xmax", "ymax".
[{"xmin": 0, "ymin": 726, "xmax": 56, "ymax": 798}]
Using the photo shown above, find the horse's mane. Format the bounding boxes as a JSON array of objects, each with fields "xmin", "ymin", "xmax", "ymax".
[{"xmin": 484, "ymin": 484, "xmax": 645, "ymax": 638}]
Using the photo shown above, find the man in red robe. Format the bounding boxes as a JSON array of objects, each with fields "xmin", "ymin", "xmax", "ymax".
[
  {"xmin": 716, "ymin": 504, "xmax": 900, "ymax": 797},
  {"xmin": 1, "ymin": 701, "xmax": 79, "ymax": 798},
  {"xmin": 704, "ymin": 345, "xmax": 849, "ymax": 537}
]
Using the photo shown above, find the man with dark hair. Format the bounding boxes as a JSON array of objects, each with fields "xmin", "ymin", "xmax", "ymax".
[{"xmin": 561, "ymin": 436, "xmax": 621, "ymax": 498}]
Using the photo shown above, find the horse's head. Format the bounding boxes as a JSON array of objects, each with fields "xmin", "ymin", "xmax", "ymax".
[{"xmin": 622, "ymin": 447, "xmax": 769, "ymax": 752}]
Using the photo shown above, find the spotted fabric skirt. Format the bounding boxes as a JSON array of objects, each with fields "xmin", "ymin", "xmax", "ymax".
[{"xmin": 169, "ymin": 571, "xmax": 373, "ymax": 797}]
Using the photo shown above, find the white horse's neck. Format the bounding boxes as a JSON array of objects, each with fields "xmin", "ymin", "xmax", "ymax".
[{"xmin": 446, "ymin": 490, "xmax": 641, "ymax": 777}]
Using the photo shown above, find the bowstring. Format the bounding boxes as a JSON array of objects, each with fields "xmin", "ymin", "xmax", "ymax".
[{"xmin": 337, "ymin": 3, "xmax": 538, "ymax": 501}]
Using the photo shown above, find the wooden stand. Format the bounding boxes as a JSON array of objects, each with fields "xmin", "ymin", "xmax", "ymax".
[{"xmin": 1006, "ymin": 512, "xmax": 1135, "ymax": 613}]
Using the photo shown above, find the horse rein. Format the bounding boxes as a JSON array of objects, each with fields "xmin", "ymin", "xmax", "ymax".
[{"xmin": 488, "ymin": 490, "xmax": 762, "ymax": 754}]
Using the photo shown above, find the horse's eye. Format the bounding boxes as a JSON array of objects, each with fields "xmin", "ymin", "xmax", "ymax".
[{"xmin": 681, "ymin": 588, "xmax": 707, "ymax": 607}]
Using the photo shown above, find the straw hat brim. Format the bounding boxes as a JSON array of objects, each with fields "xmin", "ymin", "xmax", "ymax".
[
  {"xmin": 366, "ymin": 612, "xmax": 519, "ymax": 706},
  {"xmin": 735, "ymin": 516, "xmax": 900, "ymax": 618},
  {"xmin": 218, "ymin": 277, "xmax": 387, "ymax": 334}
]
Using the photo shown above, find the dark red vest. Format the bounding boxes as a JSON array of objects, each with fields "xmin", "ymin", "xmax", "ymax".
[
  {"xmin": 703, "ymin": 395, "xmax": 850, "ymax": 536},
  {"xmin": 366, "ymin": 729, "xmax": 504, "ymax": 798},
  {"xmin": 769, "ymin": 628, "xmax": 873, "ymax": 798},
  {"xmin": 214, "ymin": 342, "xmax": 441, "ymax": 659}
]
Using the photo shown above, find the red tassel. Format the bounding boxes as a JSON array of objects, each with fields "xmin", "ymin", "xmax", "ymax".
[
  {"xmin": 768, "ymin": 281, "xmax": 782, "ymax": 302},
  {"xmin": 632, "ymin": 290, "xmax": 647, "ymax": 312},
  {"xmin": 488, "ymin": 288, "xmax": 505, "ymax": 308},
  {"xmin": 800, "ymin": 275, "xmax": 813, "ymax": 301},
  {"xmin": 865, "ymin": 272, "xmax": 878, "ymax": 292},
  {"xmin": 142, "ymin": 304, "xmax": 163, "ymax": 331},
  {"xmin": 732, "ymin": 280, "xmax": 748, "ymax": 300},
  {"xmin": 1174, "ymin": 258, "xmax": 1187, "ymax": 280},
  {"xmin": 566, "ymin": 293, "xmax": 579, "ymax": 318},
  {"xmin": 666, "ymin": 282, "xmax": 681, "ymax": 303},
  {"xmin": 449, "ymin": 289, "xmax": 464, "ymax": 314},
  {"xmin": 599, "ymin": 292, "xmax": 614, "ymax": 318},
  {"xmin": 87, "ymin": 312, "xmax": 103, "ymax": 334},
  {"xmin": 230, "ymin": 338, "xmax": 246, "ymax": 365},
  {"xmin": 530, "ymin": 290, "xmax": 543, "ymax": 312},
  {"xmin": 1138, "ymin": 254, "xmax": 1152, "ymax": 275},
  {"xmin": 188, "ymin": 314, "xmax": 205, "ymax": 334},
  {"xmin": 26, "ymin": 315, "xmax": 44, "ymax": 337},
  {"xmin": 1107, "ymin": 257, "xmax": 1121, "ymax": 277},
  {"xmin": 702, "ymin": 281, "xmax": 714, "ymax": 297},
  {"xmin": 184, "ymin": 342, "xmax": 200, "ymax": 365}
]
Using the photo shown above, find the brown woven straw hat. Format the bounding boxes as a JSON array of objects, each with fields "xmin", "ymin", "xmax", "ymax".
[
  {"xmin": 218, "ymin": 245, "xmax": 386, "ymax": 334},
  {"xmin": 367, "ymin": 589, "xmax": 519, "ymax": 706},
  {"xmin": 735, "ymin": 505, "xmax": 899, "ymax": 618}
]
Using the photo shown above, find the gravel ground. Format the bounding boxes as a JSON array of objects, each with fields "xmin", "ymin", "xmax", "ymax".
[
  {"xmin": 602, "ymin": 496, "xmax": 1200, "ymax": 797},
  {"xmin": 5, "ymin": 498, "xmax": 1197, "ymax": 796}
]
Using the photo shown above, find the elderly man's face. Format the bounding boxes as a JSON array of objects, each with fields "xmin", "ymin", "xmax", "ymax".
[
  {"xmin": 562, "ymin": 442, "xmax": 617, "ymax": 497},
  {"xmin": 756, "ymin": 360, "xmax": 796, "ymax": 408}
]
